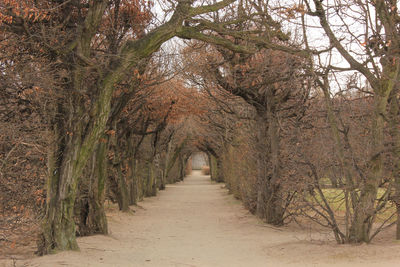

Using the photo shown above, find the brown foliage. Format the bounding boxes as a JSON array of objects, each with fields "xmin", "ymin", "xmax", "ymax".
[{"xmin": 0, "ymin": 77, "xmax": 47, "ymax": 258}]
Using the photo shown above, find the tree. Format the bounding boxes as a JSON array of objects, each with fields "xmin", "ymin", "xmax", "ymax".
[{"xmin": 299, "ymin": 0, "xmax": 400, "ymax": 242}]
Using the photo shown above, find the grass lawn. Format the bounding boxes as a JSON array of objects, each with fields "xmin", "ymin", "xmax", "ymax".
[{"xmin": 308, "ymin": 187, "xmax": 396, "ymax": 223}]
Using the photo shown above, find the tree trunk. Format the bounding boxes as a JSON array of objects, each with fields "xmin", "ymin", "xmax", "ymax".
[
  {"xmin": 39, "ymin": 126, "xmax": 82, "ymax": 254},
  {"xmin": 127, "ymin": 137, "xmax": 138, "ymax": 205},
  {"xmin": 113, "ymin": 162, "xmax": 130, "ymax": 212},
  {"xmin": 109, "ymin": 125, "xmax": 130, "ymax": 212},
  {"xmin": 215, "ymin": 157, "xmax": 224, "ymax": 183},
  {"xmin": 145, "ymin": 161, "xmax": 157, "ymax": 197},
  {"xmin": 74, "ymin": 141, "xmax": 108, "ymax": 236},
  {"xmin": 264, "ymin": 112, "xmax": 284, "ymax": 225},
  {"xmin": 87, "ymin": 141, "xmax": 108, "ymax": 234},
  {"xmin": 255, "ymin": 112, "xmax": 284, "ymax": 226},
  {"xmin": 160, "ymin": 141, "xmax": 172, "ymax": 190},
  {"xmin": 128, "ymin": 156, "xmax": 138, "ymax": 205},
  {"xmin": 351, "ymin": 61, "xmax": 400, "ymax": 242},
  {"xmin": 209, "ymin": 154, "xmax": 219, "ymax": 181},
  {"xmin": 256, "ymin": 116, "xmax": 268, "ymax": 220},
  {"xmin": 178, "ymin": 155, "xmax": 186, "ymax": 181},
  {"xmin": 209, "ymin": 151, "xmax": 224, "ymax": 183},
  {"xmin": 38, "ymin": 53, "xmax": 126, "ymax": 254},
  {"xmin": 349, "ymin": 93, "xmax": 387, "ymax": 243}
]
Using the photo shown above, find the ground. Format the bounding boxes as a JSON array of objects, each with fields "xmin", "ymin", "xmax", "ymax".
[{"xmin": 2, "ymin": 171, "xmax": 400, "ymax": 267}]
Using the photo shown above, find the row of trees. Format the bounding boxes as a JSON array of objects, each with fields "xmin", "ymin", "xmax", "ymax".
[
  {"xmin": 180, "ymin": 0, "xmax": 400, "ymax": 244},
  {"xmin": 0, "ymin": 62, "xmax": 198, "ymax": 255},
  {"xmin": 0, "ymin": 0, "xmax": 248, "ymax": 254},
  {"xmin": 0, "ymin": 0, "xmax": 399, "ymax": 256}
]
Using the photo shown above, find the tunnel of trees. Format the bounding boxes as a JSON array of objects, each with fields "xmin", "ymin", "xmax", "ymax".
[{"xmin": 0, "ymin": 0, "xmax": 399, "ymax": 256}]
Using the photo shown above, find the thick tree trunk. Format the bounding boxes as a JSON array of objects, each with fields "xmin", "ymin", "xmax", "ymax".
[
  {"xmin": 109, "ymin": 123, "xmax": 130, "ymax": 212},
  {"xmin": 39, "ymin": 127, "xmax": 82, "ymax": 254},
  {"xmin": 39, "ymin": 57, "xmax": 123, "ymax": 254},
  {"xmin": 39, "ymin": 96, "xmax": 114, "ymax": 253},
  {"xmin": 39, "ymin": 0, "xmax": 113, "ymax": 252},
  {"xmin": 351, "ymin": 62, "xmax": 400, "ymax": 242},
  {"xmin": 264, "ymin": 112, "xmax": 284, "ymax": 225},
  {"xmin": 349, "ymin": 94, "xmax": 387, "ymax": 243},
  {"xmin": 74, "ymin": 141, "xmax": 108, "ymax": 236},
  {"xmin": 87, "ymin": 141, "xmax": 108, "ymax": 234},
  {"xmin": 255, "ymin": 113, "xmax": 284, "ymax": 226},
  {"xmin": 349, "ymin": 187, "xmax": 377, "ymax": 243}
]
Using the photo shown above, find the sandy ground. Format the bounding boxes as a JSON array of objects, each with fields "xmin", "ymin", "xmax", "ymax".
[{"xmin": 3, "ymin": 171, "xmax": 400, "ymax": 267}]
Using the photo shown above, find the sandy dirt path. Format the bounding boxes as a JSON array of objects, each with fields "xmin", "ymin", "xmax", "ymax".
[{"xmin": 4, "ymin": 171, "xmax": 400, "ymax": 267}]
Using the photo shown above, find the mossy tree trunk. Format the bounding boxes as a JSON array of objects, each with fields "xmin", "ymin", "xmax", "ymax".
[
  {"xmin": 110, "ymin": 124, "xmax": 130, "ymax": 212},
  {"xmin": 349, "ymin": 94, "xmax": 388, "ymax": 242},
  {"xmin": 348, "ymin": 61, "xmax": 398, "ymax": 242},
  {"xmin": 88, "ymin": 140, "xmax": 108, "ymax": 234},
  {"xmin": 40, "ymin": 123, "xmax": 82, "ymax": 254},
  {"xmin": 74, "ymin": 139, "xmax": 108, "ymax": 236},
  {"xmin": 38, "ymin": 0, "xmax": 109, "ymax": 254},
  {"xmin": 40, "ymin": 92, "xmax": 111, "ymax": 252}
]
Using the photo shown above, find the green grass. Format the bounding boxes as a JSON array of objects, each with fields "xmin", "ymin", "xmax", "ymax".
[{"xmin": 309, "ymin": 187, "xmax": 396, "ymax": 223}]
